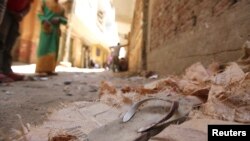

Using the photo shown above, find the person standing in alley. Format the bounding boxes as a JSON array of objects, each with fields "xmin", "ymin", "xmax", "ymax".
[
  {"xmin": 110, "ymin": 43, "xmax": 128, "ymax": 72},
  {"xmin": 0, "ymin": 0, "xmax": 33, "ymax": 83},
  {"xmin": 109, "ymin": 43, "xmax": 120, "ymax": 72},
  {"xmin": 35, "ymin": 0, "xmax": 67, "ymax": 76}
]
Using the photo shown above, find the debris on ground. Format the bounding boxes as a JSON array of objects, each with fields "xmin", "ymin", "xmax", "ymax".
[
  {"xmin": 236, "ymin": 40, "xmax": 250, "ymax": 73},
  {"xmin": 95, "ymin": 58, "xmax": 249, "ymax": 141},
  {"xmin": 203, "ymin": 72, "xmax": 250, "ymax": 122},
  {"xmin": 144, "ymin": 71, "xmax": 159, "ymax": 79},
  {"xmin": 183, "ymin": 62, "xmax": 210, "ymax": 83},
  {"xmin": 211, "ymin": 62, "xmax": 245, "ymax": 85},
  {"xmin": 5, "ymin": 114, "xmax": 31, "ymax": 141},
  {"xmin": 24, "ymin": 76, "xmax": 49, "ymax": 81},
  {"xmin": 6, "ymin": 41, "xmax": 250, "ymax": 140},
  {"xmin": 48, "ymin": 130, "xmax": 77, "ymax": 141},
  {"xmin": 64, "ymin": 81, "xmax": 72, "ymax": 85},
  {"xmin": 99, "ymin": 81, "xmax": 117, "ymax": 97},
  {"xmin": 89, "ymin": 85, "xmax": 98, "ymax": 92},
  {"xmin": 99, "ymin": 60, "xmax": 250, "ymax": 123},
  {"xmin": 66, "ymin": 93, "xmax": 73, "ymax": 97}
]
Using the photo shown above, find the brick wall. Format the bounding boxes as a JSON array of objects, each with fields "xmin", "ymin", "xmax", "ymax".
[{"xmin": 147, "ymin": 0, "xmax": 250, "ymax": 75}]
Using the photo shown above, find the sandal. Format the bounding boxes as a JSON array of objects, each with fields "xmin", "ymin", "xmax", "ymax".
[
  {"xmin": 5, "ymin": 73, "xmax": 24, "ymax": 81},
  {"xmin": 87, "ymin": 97, "xmax": 194, "ymax": 141},
  {"xmin": 0, "ymin": 73, "xmax": 14, "ymax": 83}
]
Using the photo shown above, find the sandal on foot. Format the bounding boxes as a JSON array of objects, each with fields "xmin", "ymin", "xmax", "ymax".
[
  {"xmin": 0, "ymin": 74, "xmax": 14, "ymax": 83},
  {"xmin": 5, "ymin": 73, "xmax": 24, "ymax": 81}
]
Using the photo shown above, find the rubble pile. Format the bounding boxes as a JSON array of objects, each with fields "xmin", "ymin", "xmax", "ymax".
[
  {"xmin": 237, "ymin": 40, "xmax": 250, "ymax": 72},
  {"xmin": 99, "ymin": 60, "xmax": 250, "ymax": 123},
  {"xmin": 203, "ymin": 63, "xmax": 250, "ymax": 122}
]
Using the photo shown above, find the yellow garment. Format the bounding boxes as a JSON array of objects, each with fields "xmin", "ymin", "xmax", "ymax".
[{"xmin": 35, "ymin": 53, "xmax": 57, "ymax": 73}]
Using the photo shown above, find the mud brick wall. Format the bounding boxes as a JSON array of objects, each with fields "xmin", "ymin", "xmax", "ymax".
[{"xmin": 147, "ymin": 0, "xmax": 250, "ymax": 75}]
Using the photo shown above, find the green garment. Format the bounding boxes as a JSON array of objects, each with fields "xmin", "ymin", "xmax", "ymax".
[
  {"xmin": 37, "ymin": 0, "xmax": 67, "ymax": 58},
  {"xmin": 35, "ymin": 0, "xmax": 67, "ymax": 73}
]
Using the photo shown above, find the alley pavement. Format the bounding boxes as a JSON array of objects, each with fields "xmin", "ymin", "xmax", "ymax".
[{"xmin": 0, "ymin": 63, "xmax": 148, "ymax": 139}]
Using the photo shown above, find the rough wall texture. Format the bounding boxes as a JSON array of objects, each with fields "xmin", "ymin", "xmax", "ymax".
[
  {"xmin": 148, "ymin": 0, "xmax": 250, "ymax": 75},
  {"xmin": 18, "ymin": 0, "xmax": 41, "ymax": 63},
  {"xmin": 128, "ymin": 0, "xmax": 143, "ymax": 72}
]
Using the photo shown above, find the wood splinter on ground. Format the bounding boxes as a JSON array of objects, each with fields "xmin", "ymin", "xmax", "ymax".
[
  {"xmin": 7, "ymin": 114, "xmax": 30, "ymax": 141},
  {"xmin": 48, "ymin": 129, "xmax": 78, "ymax": 141},
  {"xmin": 48, "ymin": 134, "xmax": 77, "ymax": 141}
]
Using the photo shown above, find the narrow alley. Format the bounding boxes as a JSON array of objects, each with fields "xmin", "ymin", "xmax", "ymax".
[
  {"xmin": 0, "ymin": 64, "xmax": 155, "ymax": 140},
  {"xmin": 0, "ymin": 0, "xmax": 250, "ymax": 141}
]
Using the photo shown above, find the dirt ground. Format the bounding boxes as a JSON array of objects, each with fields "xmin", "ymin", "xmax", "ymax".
[
  {"xmin": 1, "ymin": 62, "xmax": 249, "ymax": 141},
  {"xmin": 0, "ymin": 64, "xmax": 151, "ymax": 137}
]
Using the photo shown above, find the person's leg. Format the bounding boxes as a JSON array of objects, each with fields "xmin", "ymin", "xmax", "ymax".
[
  {"xmin": 0, "ymin": 12, "xmax": 11, "ymax": 72},
  {"xmin": 113, "ymin": 56, "xmax": 120, "ymax": 72},
  {"xmin": 2, "ymin": 12, "xmax": 23, "ymax": 81},
  {"xmin": 0, "ymin": 73, "xmax": 13, "ymax": 83},
  {"xmin": 0, "ymin": 12, "xmax": 14, "ymax": 82},
  {"xmin": 3, "ymin": 17, "xmax": 20, "ymax": 73}
]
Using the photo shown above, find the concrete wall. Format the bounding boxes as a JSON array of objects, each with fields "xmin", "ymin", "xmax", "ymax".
[{"xmin": 147, "ymin": 0, "xmax": 250, "ymax": 75}]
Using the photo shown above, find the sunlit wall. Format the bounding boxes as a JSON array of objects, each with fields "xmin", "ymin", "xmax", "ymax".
[{"xmin": 72, "ymin": 0, "xmax": 119, "ymax": 47}]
